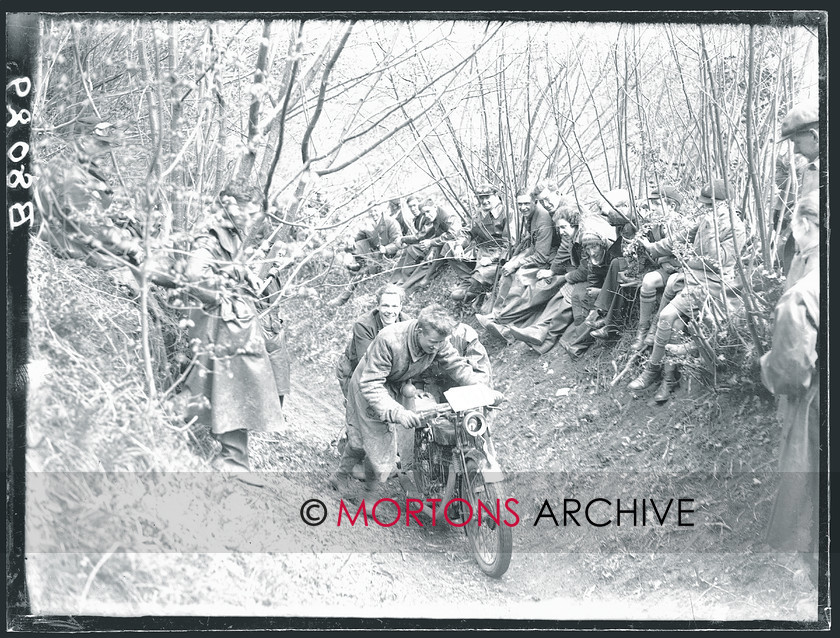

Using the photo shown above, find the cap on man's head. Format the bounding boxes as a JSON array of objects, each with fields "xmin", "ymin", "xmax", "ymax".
[
  {"xmin": 475, "ymin": 182, "xmax": 498, "ymax": 197},
  {"xmin": 648, "ymin": 185, "xmax": 684, "ymax": 206},
  {"xmin": 780, "ymin": 102, "xmax": 819, "ymax": 141},
  {"xmin": 697, "ymin": 179, "xmax": 729, "ymax": 204}
]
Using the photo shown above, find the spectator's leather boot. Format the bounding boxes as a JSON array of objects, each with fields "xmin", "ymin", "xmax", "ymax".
[
  {"xmin": 653, "ymin": 362, "xmax": 680, "ymax": 403},
  {"xmin": 485, "ymin": 320, "xmax": 514, "ymax": 345},
  {"xmin": 531, "ymin": 335, "xmax": 559, "ymax": 355},
  {"xmin": 627, "ymin": 362, "xmax": 662, "ymax": 391},
  {"xmin": 507, "ymin": 324, "xmax": 548, "ymax": 347},
  {"xmin": 630, "ymin": 320, "xmax": 650, "ymax": 350},
  {"xmin": 591, "ymin": 325, "xmax": 619, "ymax": 340}
]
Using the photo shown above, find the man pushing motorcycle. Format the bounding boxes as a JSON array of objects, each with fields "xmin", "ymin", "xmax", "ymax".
[{"xmin": 329, "ymin": 304, "xmax": 503, "ymax": 511}]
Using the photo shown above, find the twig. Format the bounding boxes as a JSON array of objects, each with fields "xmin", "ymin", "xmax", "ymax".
[
  {"xmin": 610, "ymin": 350, "xmax": 642, "ymax": 387},
  {"xmin": 78, "ymin": 543, "xmax": 120, "ymax": 606}
]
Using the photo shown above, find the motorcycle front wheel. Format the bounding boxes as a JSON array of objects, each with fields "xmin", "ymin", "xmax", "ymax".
[{"xmin": 460, "ymin": 460, "xmax": 513, "ymax": 578}]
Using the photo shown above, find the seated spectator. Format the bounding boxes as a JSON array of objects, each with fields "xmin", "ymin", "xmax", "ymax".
[
  {"xmin": 627, "ymin": 185, "xmax": 688, "ymax": 349},
  {"xmin": 500, "ymin": 198, "xmax": 584, "ymax": 352},
  {"xmin": 558, "ymin": 217, "xmax": 622, "ymax": 357},
  {"xmin": 390, "ymin": 198, "xmax": 461, "ymax": 292},
  {"xmin": 476, "ymin": 187, "xmax": 559, "ymax": 327},
  {"xmin": 391, "ymin": 196, "xmax": 418, "ymax": 237},
  {"xmin": 587, "ymin": 185, "xmax": 685, "ymax": 343},
  {"xmin": 329, "ymin": 202, "xmax": 403, "ymax": 307},
  {"xmin": 597, "ymin": 188, "xmax": 634, "ymax": 228},
  {"xmin": 448, "ymin": 183, "xmax": 510, "ymax": 303},
  {"xmin": 627, "ymin": 179, "xmax": 747, "ymax": 403}
]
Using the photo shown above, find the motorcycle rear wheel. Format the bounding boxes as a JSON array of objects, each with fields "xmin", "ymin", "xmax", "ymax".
[{"xmin": 460, "ymin": 460, "xmax": 512, "ymax": 578}]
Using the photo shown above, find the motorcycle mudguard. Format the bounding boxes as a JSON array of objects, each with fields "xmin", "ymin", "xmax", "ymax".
[{"xmin": 464, "ymin": 448, "xmax": 505, "ymax": 483}]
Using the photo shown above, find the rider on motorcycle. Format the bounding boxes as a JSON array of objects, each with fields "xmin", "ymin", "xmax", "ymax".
[
  {"xmin": 329, "ymin": 304, "xmax": 502, "ymax": 509},
  {"xmin": 396, "ymin": 323, "xmax": 494, "ymax": 497}
]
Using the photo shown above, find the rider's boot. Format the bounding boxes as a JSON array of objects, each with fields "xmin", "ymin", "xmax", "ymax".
[{"xmin": 330, "ymin": 444, "xmax": 365, "ymax": 497}]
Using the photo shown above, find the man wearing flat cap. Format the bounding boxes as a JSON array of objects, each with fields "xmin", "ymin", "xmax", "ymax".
[
  {"xmin": 779, "ymin": 101, "xmax": 821, "ymax": 290},
  {"xmin": 448, "ymin": 182, "xmax": 510, "ymax": 302}
]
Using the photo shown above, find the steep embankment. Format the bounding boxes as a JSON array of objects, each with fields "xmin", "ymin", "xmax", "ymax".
[{"xmin": 22, "ymin": 245, "xmax": 817, "ymax": 621}]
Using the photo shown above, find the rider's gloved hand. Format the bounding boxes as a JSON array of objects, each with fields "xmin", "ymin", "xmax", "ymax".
[
  {"xmin": 395, "ymin": 409, "xmax": 422, "ymax": 430},
  {"xmin": 491, "ymin": 390, "xmax": 505, "ymax": 406}
]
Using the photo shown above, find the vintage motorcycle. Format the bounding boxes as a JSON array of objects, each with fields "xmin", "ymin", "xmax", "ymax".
[{"xmin": 402, "ymin": 383, "xmax": 513, "ymax": 578}]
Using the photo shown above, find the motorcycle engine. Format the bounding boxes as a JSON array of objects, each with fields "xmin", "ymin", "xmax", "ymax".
[{"xmin": 414, "ymin": 426, "xmax": 450, "ymax": 497}]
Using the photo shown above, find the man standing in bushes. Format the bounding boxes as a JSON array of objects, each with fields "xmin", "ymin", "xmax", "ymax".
[
  {"xmin": 760, "ymin": 190, "xmax": 820, "ymax": 587},
  {"xmin": 178, "ymin": 182, "xmax": 285, "ymax": 475},
  {"xmin": 779, "ymin": 101, "xmax": 820, "ymax": 289},
  {"xmin": 34, "ymin": 117, "xmax": 142, "ymax": 270}
]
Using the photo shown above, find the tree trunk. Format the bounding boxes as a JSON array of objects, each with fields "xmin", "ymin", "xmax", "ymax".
[{"xmin": 236, "ymin": 20, "xmax": 272, "ymax": 184}]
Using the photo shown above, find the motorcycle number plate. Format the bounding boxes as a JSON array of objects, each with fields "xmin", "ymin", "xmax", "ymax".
[{"xmin": 443, "ymin": 384, "xmax": 495, "ymax": 412}]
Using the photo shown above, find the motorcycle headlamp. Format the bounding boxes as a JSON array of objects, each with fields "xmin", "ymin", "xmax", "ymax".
[{"xmin": 462, "ymin": 410, "xmax": 487, "ymax": 437}]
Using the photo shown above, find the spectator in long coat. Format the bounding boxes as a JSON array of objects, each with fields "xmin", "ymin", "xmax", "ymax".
[
  {"xmin": 181, "ymin": 182, "xmax": 285, "ymax": 473},
  {"xmin": 778, "ymin": 101, "xmax": 820, "ymax": 290},
  {"xmin": 502, "ymin": 200, "xmax": 584, "ymax": 353},
  {"xmin": 760, "ymin": 190, "xmax": 820, "ymax": 584},
  {"xmin": 476, "ymin": 188, "xmax": 559, "ymax": 328}
]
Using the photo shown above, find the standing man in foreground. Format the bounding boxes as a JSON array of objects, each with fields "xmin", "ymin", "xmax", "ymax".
[{"xmin": 760, "ymin": 190, "xmax": 820, "ymax": 587}]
